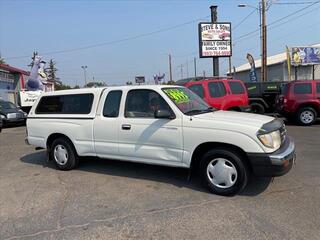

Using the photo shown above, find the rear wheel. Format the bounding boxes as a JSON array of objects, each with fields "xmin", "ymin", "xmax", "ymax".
[
  {"xmin": 50, "ymin": 137, "xmax": 79, "ymax": 170},
  {"xmin": 297, "ymin": 107, "xmax": 317, "ymax": 126},
  {"xmin": 199, "ymin": 148, "xmax": 249, "ymax": 196},
  {"xmin": 250, "ymin": 102, "xmax": 265, "ymax": 114}
]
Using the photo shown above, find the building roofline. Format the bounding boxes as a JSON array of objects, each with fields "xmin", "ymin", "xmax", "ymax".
[{"xmin": 0, "ymin": 63, "xmax": 30, "ymax": 75}]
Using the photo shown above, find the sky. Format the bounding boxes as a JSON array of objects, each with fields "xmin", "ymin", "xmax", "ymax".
[{"xmin": 0, "ymin": 0, "xmax": 320, "ymax": 87}]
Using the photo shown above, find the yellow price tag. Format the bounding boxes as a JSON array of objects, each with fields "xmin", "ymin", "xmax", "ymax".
[{"xmin": 164, "ymin": 89, "xmax": 189, "ymax": 104}]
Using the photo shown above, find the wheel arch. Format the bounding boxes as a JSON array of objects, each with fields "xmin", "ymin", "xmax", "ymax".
[
  {"xmin": 46, "ymin": 133, "xmax": 78, "ymax": 155},
  {"xmin": 190, "ymin": 142, "xmax": 252, "ymax": 173},
  {"xmin": 297, "ymin": 103, "xmax": 319, "ymax": 114},
  {"xmin": 249, "ymin": 98, "xmax": 269, "ymax": 109}
]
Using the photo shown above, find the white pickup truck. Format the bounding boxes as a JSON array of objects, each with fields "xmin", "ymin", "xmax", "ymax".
[{"xmin": 26, "ymin": 85, "xmax": 295, "ymax": 195}]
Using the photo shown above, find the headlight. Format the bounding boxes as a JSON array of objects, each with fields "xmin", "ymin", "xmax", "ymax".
[
  {"xmin": 258, "ymin": 130, "xmax": 281, "ymax": 149},
  {"xmin": 0, "ymin": 114, "xmax": 6, "ymax": 119}
]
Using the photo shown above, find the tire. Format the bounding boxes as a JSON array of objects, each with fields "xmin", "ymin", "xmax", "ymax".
[
  {"xmin": 250, "ymin": 102, "xmax": 265, "ymax": 114},
  {"xmin": 49, "ymin": 137, "xmax": 79, "ymax": 170},
  {"xmin": 296, "ymin": 107, "xmax": 317, "ymax": 126},
  {"xmin": 199, "ymin": 148, "xmax": 249, "ymax": 196}
]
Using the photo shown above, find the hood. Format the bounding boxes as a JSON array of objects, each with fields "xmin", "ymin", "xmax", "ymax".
[
  {"xmin": 192, "ymin": 110, "xmax": 275, "ymax": 129},
  {"xmin": 0, "ymin": 107, "xmax": 20, "ymax": 114}
]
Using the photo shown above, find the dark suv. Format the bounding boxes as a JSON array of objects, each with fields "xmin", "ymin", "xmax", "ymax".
[{"xmin": 276, "ymin": 80, "xmax": 320, "ymax": 125}]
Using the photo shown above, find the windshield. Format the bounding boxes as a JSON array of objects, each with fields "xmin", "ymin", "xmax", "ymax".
[
  {"xmin": 162, "ymin": 87, "xmax": 215, "ymax": 115},
  {"xmin": 0, "ymin": 101, "xmax": 17, "ymax": 110}
]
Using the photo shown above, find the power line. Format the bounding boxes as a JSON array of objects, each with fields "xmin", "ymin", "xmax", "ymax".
[
  {"xmin": 273, "ymin": 1, "xmax": 319, "ymax": 5},
  {"xmin": 232, "ymin": 9, "xmax": 256, "ymax": 31},
  {"xmin": 268, "ymin": 0, "xmax": 320, "ymax": 26},
  {"xmin": 233, "ymin": 2, "xmax": 320, "ymax": 44},
  {"xmin": 4, "ymin": 15, "xmax": 210, "ymax": 60}
]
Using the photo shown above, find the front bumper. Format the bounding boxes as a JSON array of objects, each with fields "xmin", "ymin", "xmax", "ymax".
[
  {"xmin": 4, "ymin": 118, "xmax": 26, "ymax": 123},
  {"xmin": 247, "ymin": 137, "xmax": 295, "ymax": 177}
]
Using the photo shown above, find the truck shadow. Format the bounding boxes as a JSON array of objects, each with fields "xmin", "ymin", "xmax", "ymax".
[{"xmin": 20, "ymin": 151, "xmax": 272, "ymax": 196}]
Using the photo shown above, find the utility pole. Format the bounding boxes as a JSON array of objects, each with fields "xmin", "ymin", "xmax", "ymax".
[
  {"xmin": 169, "ymin": 54, "xmax": 173, "ymax": 83},
  {"xmin": 186, "ymin": 61, "xmax": 189, "ymax": 78},
  {"xmin": 180, "ymin": 64, "xmax": 183, "ymax": 79},
  {"xmin": 81, "ymin": 65, "xmax": 87, "ymax": 87},
  {"xmin": 194, "ymin": 57, "xmax": 197, "ymax": 78},
  {"xmin": 210, "ymin": 5, "xmax": 219, "ymax": 77},
  {"xmin": 261, "ymin": 0, "xmax": 267, "ymax": 82}
]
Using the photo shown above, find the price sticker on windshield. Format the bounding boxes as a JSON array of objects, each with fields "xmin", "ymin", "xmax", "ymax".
[{"xmin": 163, "ymin": 89, "xmax": 190, "ymax": 104}]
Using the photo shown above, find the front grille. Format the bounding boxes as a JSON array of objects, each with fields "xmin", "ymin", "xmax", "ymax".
[{"xmin": 279, "ymin": 124, "xmax": 286, "ymax": 143}]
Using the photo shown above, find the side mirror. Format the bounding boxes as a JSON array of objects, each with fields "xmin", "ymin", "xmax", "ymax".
[{"xmin": 154, "ymin": 109, "xmax": 174, "ymax": 119}]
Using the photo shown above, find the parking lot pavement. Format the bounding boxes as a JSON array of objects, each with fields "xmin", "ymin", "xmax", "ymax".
[{"xmin": 0, "ymin": 125, "xmax": 320, "ymax": 240}]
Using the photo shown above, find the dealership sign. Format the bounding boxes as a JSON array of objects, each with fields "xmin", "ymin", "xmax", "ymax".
[
  {"xmin": 291, "ymin": 47, "xmax": 320, "ymax": 66},
  {"xmin": 198, "ymin": 22, "xmax": 232, "ymax": 58},
  {"xmin": 19, "ymin": 90, "xmax": 42, "ymax": 107},
  {"xmin": 135, "ymin": 76, "xmax": 145, "ymax": 84}
]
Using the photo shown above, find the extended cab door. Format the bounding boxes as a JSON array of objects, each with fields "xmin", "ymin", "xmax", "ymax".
[
  {"xmin": 118, "ymin": 89, "xmax": 183, "ymax": 165},
  {"xmin": 93, "ymin": 89, "xmax": 123, "ymax": 158}
]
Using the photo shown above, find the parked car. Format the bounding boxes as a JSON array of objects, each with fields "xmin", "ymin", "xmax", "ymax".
[
  {"xmin": 184, "ymin": 78, "xmax": 250, "ymax": 112},
  {"xmin": 276, "ymin": 80, "xmax": 320, "ymax": 125},
  {"xmin": 0, "ymin": 100, "xmax": 27, "ymax": 126},
  {"xmin": 26, "ymin": 86, "xmax": 295, "ymax": 196},
  {"xmin": 245, "ymin": 81, "xmax": 287, "ymax": 114}
]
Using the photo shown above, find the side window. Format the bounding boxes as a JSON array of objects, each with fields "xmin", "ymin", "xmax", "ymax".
[
  {"xmin": 103, "ymin": 90, "xmax": 122, "ymax": 117},
  {"xmin": 294, "ymin": 83, "xmax": 312, "ymax": 94},
  {"xmin": 125, "ymin": 89, "xmax": 171, "ymax": 118},
  {"xmin": 36, "ymin": 94, "xmax": 94, "ymax": 114},
  {"xmin": 229, "ymin": 81, "xmax": 245, "ymax": 94},
  {"xmin": 188, "ymin": 84, "xmax": 205, "ymax": 98},
  {"xmin": 208, "ymin": 82, "xmax": 226, "ymax": 98},
  {"xmin": 316, "ymin": 83, "xmax": 320, "ymax": 94}
]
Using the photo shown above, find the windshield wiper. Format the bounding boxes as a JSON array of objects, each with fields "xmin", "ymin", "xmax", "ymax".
[{"xmin": 185, "ymin": 107, "xmax": 214, "ymax": 116}]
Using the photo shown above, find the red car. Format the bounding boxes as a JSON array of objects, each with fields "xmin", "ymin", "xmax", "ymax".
[
  {"xmin": 184, "ymin": 78, "xmax": 250, "ymax": 111},
  {"xmin": 276, "ymin": 80, "xmax": 320, "ymax": 125}
]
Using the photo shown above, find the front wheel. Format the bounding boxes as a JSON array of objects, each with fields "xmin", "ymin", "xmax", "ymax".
[
  {"xmin": 50, "ymin": 137, "xmax": 79, "ymax": 170},
  {"xmin": 199, "ymin": 149, "xmax": 249, "ymax": 196},
  {"xmin": 297, "ymin": 107, "xmax": 317, "ymax": 126}
]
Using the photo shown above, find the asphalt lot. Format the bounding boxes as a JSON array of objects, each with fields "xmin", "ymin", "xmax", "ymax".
[{"xmin": 0, "ymin": 123, "xmax": 320, "ymax": 240}]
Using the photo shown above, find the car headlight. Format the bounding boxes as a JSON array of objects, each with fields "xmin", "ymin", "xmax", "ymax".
[
  {"xmin": 0, "ymin": 114, "xmax": 6, "ymax": 119},
  {"xmin": 258, "ymin": 130, "xmax": 281, "ymax": 149}
]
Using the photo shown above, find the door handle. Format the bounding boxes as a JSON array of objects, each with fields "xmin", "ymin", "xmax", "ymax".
[{"xmin": 122, "ymin": 124, "xmax": 131, "ymax": 130}]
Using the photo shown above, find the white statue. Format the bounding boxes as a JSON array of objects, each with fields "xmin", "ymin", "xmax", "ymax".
[{"xmin": 26, "ymin": 53, "xmax": 46, "ymax": 91}]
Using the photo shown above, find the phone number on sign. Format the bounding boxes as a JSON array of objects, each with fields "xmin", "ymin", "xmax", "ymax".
[{"xmin": 202, "ymin": 51, "xmax": 231, "ymax": 56}]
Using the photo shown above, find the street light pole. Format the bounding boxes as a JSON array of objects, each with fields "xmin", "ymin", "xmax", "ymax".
[
  {"xmin": 81, "ymin": 65, "xmax": 87, "ymax": 87},
  {"xmin": 238, "ymin": 1, "xmax": 268, "ymax": 82},
  {"xmin": 261, "ymin": 0, "xmax": 267, "ymax": 82}
]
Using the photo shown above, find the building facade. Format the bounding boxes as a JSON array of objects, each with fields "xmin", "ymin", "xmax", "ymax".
[
  {"xmin": 233, "ymin": 44, "xmax": 320, "ymax": 82},
  {"xmin": 0, "ymin": 64, "xmax": 29, "ymax": 104}
]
